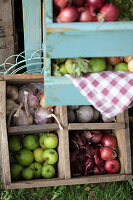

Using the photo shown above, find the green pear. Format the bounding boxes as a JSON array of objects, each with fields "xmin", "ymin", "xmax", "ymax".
[
  {"xmin": 15, "ymin": 149, "xmax": 34, "ymax": 166},
  {"xmin": 33, "ymin": 148, "xmax": 44, "ymax": 163},
  {"xmin": 41, "ymin": 164, "xmax": 55, "ymax": 178},
  {"xmin": 90, "ymin": 58, "xmax": 106, "ymax": 72},
  {"xmin": 23, "ymin": 135, "xmax": 39, "ymax": 150},
  {"xmin": 22, "ymin": 168, "xmax": 34, "ymax": 180},
  {"xmin": 44, "ymin": 133, "xmax": 58, "ymax": 149},
  {"xmin": 29, "ymin": 162, "xmax": 42, "ymax": 179},
  {"xmin": 42, "ymin": 149, "xmax": 58, "ymax": 165},
  {"xmin": 11, "ymin": 164, "xmax": 23, "ymax": 180},
  {"xmin": 39, "ymin": 134, "xmax": 47, "ymax": 149},
  {"xmin": 114, "ymin": 63, "xmax": 128, "ymax": 71},
  {"xmin": 8, "ymin": 136, "xmax": 22, "ymax": 152}
]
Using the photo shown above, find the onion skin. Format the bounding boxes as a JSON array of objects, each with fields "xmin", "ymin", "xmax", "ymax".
[
  {"xmin": 106, "ymin": 57, "xmax": 122, "ymax": 66},
  {"xmin": 94, "ymin": 148, "xmax": 104, "ymax": 166},
  {"xmin": 6, "ymin": 85, "xmax": 19, "ymax": 100},
  {"xmin": 98, "ymin": 3, "xmax": 120, "ymax": 22},
  {"xmin": 34, "ymin": 107, "xmax": 53, "ymax": 125},
  {"xmin": 93, "ymin": 165, "xmax": 105, "ymax": 175},
  {"xmin": 101, "ymin": 135, "xmax": 117, "ymax": 148},
  {"xmin": 100, "ymin": 146, "xmax": 117, "ymax": 161},
  {"xmin": 91, "ymin": 131, "xmax": 103, "ymax": 144},
  {"xmin": 13, "ymin": 109, "xmax": 33, "ymax": 126},
  {"xmin": 77, "ymin": 7, "xmax": 93, "ymax": 22},
  {"xmin": 104, "ymin": 160, "xmax": 120, "ymax": 174},
  {"xmin": 124, "ymin": 56, "xmax": 133, "ymax": 64},
  {"xmin": 128, "ymin": 59, "xmax": 133, "ymax": 73},
  {"xmin": 72, "ymin": 0, "xmax": 85, "ymax": 7},
  {"xmin": 54, "ymin": 0, "xmax": 70, "ymax": 9},
  {"xmin": 86, "ymin": 0, "xmax": 105, "ymax": 16},
  {"xmin": 58, "ymin": 6, "xmax": 79, "ymax": 22}
]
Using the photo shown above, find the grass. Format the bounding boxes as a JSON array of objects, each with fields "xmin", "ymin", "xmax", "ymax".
[{"xmin": 0, "ymin": 181, "xmax": 133, "ymax": 200}]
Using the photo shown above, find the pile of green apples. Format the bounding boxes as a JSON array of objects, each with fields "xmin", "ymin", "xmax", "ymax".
[
  {"xmin": 52, "ymin": 57, "xmax": 130, "ymax": 77},
  {"xmin": 9, "ymin": 133, "xmax": 58, "ymax": 180}
]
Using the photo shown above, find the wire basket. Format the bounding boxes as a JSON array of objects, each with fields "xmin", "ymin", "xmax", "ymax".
[{"xmin": 0, "ymin": 50, "xmax": 44, "ymax": 74}]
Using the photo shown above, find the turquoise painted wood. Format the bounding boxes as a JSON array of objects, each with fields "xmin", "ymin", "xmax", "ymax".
[
  {"xmin": 43, "ymin": 0, "xmax": 133, "ymax": 105},
  {"xmin": 22, "ymin": 0, "xmax": 42, "ymax": 72}
]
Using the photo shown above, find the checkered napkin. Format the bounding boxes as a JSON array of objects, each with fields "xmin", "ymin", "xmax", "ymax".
[{"xmin": 66, "ymin": 71, "xmax": 133, "ymax": 121}]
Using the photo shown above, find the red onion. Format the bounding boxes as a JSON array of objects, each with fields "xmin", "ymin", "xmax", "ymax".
[
  {"xmin": 93, "ymin": 165, "xmax": 105, "ymax": 175},
  {"xmin": 77, "ymin": 7, "xmax": 93, "ymax": 22},
  {"xmin": 100, "ymin": 146, "xmax": 117, "ymax": 161},
  {"xmin": 92, "ymin": 15, "xmax": 98, "ymax": 21},
  {"xmin": 84, "ymin": 157, "xmax": 95, "ymax": 175},
  {"xmin": 72, "ymin": 0, "xmax": 86, "ymax": 7},
  {"xmin": 54, "ymin": 0, "xmax": 70, "ymax": 9},
  {"xmin": 98, "ymin": 3, "xmax": 120, "ymax": 22},
  {"xmin": 91, "ymin": 131, "xmax": 103, "ymax": 144},
  {"xmin": 58, "ymin": 6, "xmax": 79, "ymax": 22},
  {"xmin": 101, "ymin": 135, "xmax": 117, "ymax": 148},
  {"xmin": 104, "ymin": 160, "xmax": 120, "ymax": 174},
  {"xmin": 94, "ymin": 148, "xmax": 104, "ymax": 166},
  {"xmin": 86, "ymin": 0, "xmax": 105, "ymax": 16},
  {"xmin": 34, "ymin": 107, "xmax": 53, "ymax": 125}
]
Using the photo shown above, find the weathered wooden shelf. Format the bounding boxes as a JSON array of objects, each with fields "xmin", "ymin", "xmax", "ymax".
[{"xmin": 0, "ymin": 74, "xmax": 133, "ymax": 189}]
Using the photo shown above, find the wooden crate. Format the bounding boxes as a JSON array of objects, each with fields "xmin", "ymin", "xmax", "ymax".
[
  {"xmin": 0, "ymin": 75, "xmax": 133, "ymax": 189},
  {"xmin": 43, "ymin": 0, "xmax": 133, "ymax": 105}
]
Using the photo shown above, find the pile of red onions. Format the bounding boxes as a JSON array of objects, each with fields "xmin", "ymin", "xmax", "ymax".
[
  {"xmin": 70, "ymin": 130, "xmax": 120, "ymax": 177},
  {"xmin": 53, "ymin": 0, "xmax": 120, "ymax": 23}
]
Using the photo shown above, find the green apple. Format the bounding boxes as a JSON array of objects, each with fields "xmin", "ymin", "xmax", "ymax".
[
  {"xmin": 44, "ymin": 133, "xmax": 58, "ymax": 149},
  {"xmin": 8, "ymin": 136, "xmax": 22, "ymax": 152},
  {"xmin": 15, "ymin": 149, "xmax": 34, "ymax": 166},
  {"xmin": 114, "ymin": 63, "xmax": 128, "ymax": 71},
  {"xmin": 41, "ymin": 164, "xmax": 55, "ymax": 178},
  {"xmin": 22, "ymin": 167, "xmax": 34, "ymax": 180},
  {"xmin": 59, "ymin": 64, "xmax": 68, "ymax": 75},
  {"xmin": 23, "ymin": 135, "xmax": 39, "ymax": 150},
  {"xmin": 29, "ymin": 162, "xmax": 42, "ymax": 179},
  {"xmin": 39, "ymin": 134, "xmax": 47, "ymax": 149},
  {"xmin": 11, "ymin": 164, "xmax": 23, "ymax": 180},
  {"xmin": 90, "ymin": 58, "xmax": 106, "ymax": 72},
  {"xmin": 42, "ymin": 149, "xmax": 58, "ymax": 165},
  {"xmin": 33, "ymin": 148, "xmax": 44, "ymax": 163}
]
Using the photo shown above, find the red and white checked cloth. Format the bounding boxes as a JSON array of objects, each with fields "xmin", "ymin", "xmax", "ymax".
[{"xmin": 66, "ymin": 71, "xmax": 133, "ymax": 121}]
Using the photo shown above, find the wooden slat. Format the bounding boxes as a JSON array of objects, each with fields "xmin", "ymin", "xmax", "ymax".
[
  {"xmin": 8, "ymin": 124, "xmax": 59, "ymax": 135},
  {"xmin": 0, "ymin": 81, "xmax": 11, "ymax": 185},
  {"xmin": 0, "ymin": 0, "xmax": 15, "ymax": 71},
  {"xmin": 114, "ymin": 111, "xmax": 132, "ymax": 174},
  {"xmin": 22, "ymin": 0, "xmax": 42, "ymax": 72},
  {"xmin": 68, "ymin": 123, "xmax": 125, "ymax": 130},
  {"xmin": 5, "ymin": 174, "xmax": 133, "ymax": 189},
  {"xmin": 0, "ymin": 74, "xmax": 43, "ymax": 82},
  {"xmin": 55, "ymin": 106, "xmax": 71, "ymax": 179}
]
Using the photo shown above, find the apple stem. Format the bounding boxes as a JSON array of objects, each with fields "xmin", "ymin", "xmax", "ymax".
[{"xmin": 48, "ymin": 114, "xmax": 63, "ymax": 130}]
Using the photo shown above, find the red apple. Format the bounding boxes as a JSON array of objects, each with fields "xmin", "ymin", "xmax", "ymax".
[{"xmin": 104, "ymin": 160, "xmax": 120, "ymax": 174}]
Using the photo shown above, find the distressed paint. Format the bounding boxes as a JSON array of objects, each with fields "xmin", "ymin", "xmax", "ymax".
[
  {"xmin": 22, "ymin": 0, "xmax": 42, "ymax": 72},
  {"xmin": 45, "ymin": 77, "xmax": 90, "ymax": 105},
  {"xmin": 44, "ymin": 0, "xmax": 133, "ymax": 105}
]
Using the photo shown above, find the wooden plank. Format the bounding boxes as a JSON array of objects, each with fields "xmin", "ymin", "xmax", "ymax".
[
  {"xmin": 55, "ymin": 106, "xmax": 71, "ymax": 179},
  {"xmin": 8, "ymin": 124, "xmax": 59, "ymax": 135},
  {"xmin": 114, "ymin": 111, "xmax": 132, "ymax": 174},
  {"xmin": 0, "ymin": 81, "xmax": 11, "ymax": 185},
  {"xmin": 0, "ymin": 74, "xmax": 43, "ymax": 82},
  {"xmin": 5, "ymin": 174, "xmax": 133, "ymax": 189},
  {"xmin": 22, "ymin": 0, "xmax": 42, "ymax": 72},
  {"xmin": 45, "ymin": 76, "xmax": 90, "ymax": 106},
  {"xmin": 0, "ymin": 0, "xmax": 15, "ymax": 71},
  {"xmin": 68, "ymin": 123, "xmax": 125, "ymax": 130}
]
